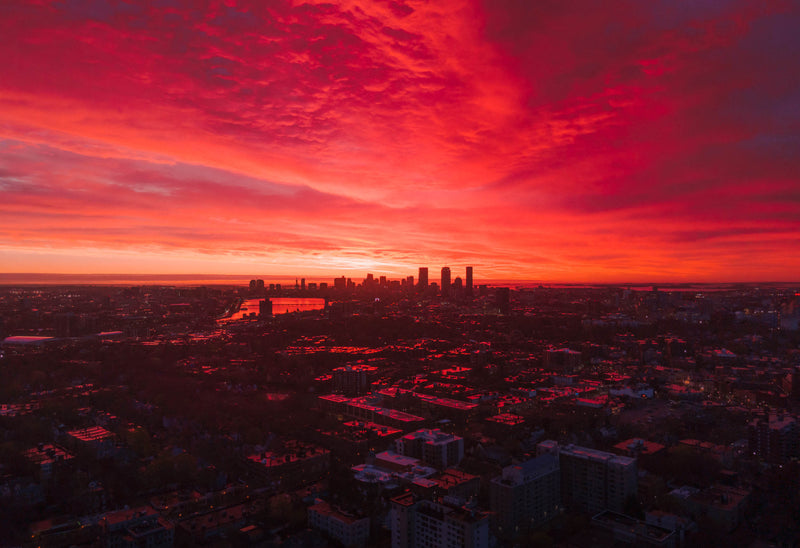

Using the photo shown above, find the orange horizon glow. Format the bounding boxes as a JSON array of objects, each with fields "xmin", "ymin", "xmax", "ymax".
[{"xmin": 1, "ymin": 1, "xmax": 799, "ymax": 283}]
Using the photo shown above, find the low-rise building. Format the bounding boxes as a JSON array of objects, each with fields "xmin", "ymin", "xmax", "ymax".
[
  {"xmin": 613, "ymin": 438, "xmax": 666, "ymax": 459},
  {"xmin": 684, "ymin": 485, "xmax": 750, "ymax": 532},
  {"xmin": 592, "ymin": 510, "xmax": 676, "ymax": 548},
  {"xmin": 245, "ymin": 442, "xmax": 330, "ymax": 490},
  {"xmin": 395, "ymin": 429, "xmax": 464, "ymax": 469},
  {"xmin": 308, "ymin": 499, "xmax": 370, "ymax": 547},
  {"xmin": 435, "ymin": 469, "xmax": 480, "ymax": 503},
  {"xmin": 318, "ymin": 395, "xmax": 427, "ymax": 430},
  {"xmin": 101, "ymin": 506, "xmax": 174, "ymax": 548},
  {"xmin": 413, "ymin": 393, "xmax": 478, "ymax": 424},
  {"xmin": 66, "ymin": 426, "xmax": 116, "ymax": 459},
  {"xmin": 175, "ymin": 504, "xmax": 248, "ymax": 545},
  {"xmin": 23, "ymin": 444, "xmax": 75, "ymax": 482},
  {"xmin": 317, "ymin": 420, "xmax": 402, "ymax": 465},
  {"xmin": 485, "ymin": 413, "xmax": 526, "ymax": 439},
  {"xmin": 29, "ymin": 518, "xmax": 101, "ymax": 548},
  {"xmin": 333, "ymin": 365, "xmax": 377, "ymax": 395}
]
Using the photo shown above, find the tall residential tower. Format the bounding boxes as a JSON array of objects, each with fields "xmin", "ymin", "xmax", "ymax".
[
  {"xmin": 441, "ymin": 267, "xmax": 451, "ymax": 297},
  {"xmin": 417, "ymin": 267, "xmax": 428, "ymax": 291}
]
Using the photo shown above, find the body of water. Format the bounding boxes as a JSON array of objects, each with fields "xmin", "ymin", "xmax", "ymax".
[
  {"xmin": 270, "ymin": 297, "xmax": 326, "ymax": 315},
  {"xmin": 223, "ymin": 298, "xmax": 325, "ymax": 321}
]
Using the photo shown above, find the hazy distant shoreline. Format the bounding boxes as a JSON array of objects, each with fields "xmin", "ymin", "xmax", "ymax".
[{"xmin": 0, "ymin": 273, "xmax": 796, "ymax": 289}]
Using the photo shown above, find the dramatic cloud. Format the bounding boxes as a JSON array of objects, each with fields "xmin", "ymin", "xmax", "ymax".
[{"xmin": 0, "ymin": 0, "xmax": 798, "ymax": 281}]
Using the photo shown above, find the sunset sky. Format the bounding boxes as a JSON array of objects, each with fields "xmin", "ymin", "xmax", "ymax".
[{"xmin": 1, "ymin": 0, "xmax": 799, "ymax": 282}]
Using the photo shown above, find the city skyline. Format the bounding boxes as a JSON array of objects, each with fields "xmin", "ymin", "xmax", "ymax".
[
  {"xmin": 1, "ymin": 1, "xmax": 799, "ymax": 283},
  {"xmin": 2, "ymin": 273, "xmax": 799, "ymax": 545}
]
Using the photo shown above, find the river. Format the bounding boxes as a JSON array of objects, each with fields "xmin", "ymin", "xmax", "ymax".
[{"xmin": 223, "ymin": 297, "xmax": 325, "ymax": 321}]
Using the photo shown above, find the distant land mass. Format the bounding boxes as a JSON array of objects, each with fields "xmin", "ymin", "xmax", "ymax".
[{"xmin": 0, "ymin": 273, "xmax": 796, "ymax": 290}]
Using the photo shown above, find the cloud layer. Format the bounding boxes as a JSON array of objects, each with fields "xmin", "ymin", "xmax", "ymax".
[{"xmin": 1, "ymin": 0, "xmax": 798, "ymax": 281}]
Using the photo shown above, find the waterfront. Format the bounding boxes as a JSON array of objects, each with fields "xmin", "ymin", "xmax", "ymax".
[{"xmin": 224, "ymin": 297, "xmax": 325, "ymax": 321}]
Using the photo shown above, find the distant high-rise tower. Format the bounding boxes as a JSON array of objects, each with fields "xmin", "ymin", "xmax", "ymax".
[
  {"xmin": 496, "ymin": 287, "xmax": 510, "ymax": 314},
  {"xmin": 441, "ymin": 267, "xmax": 451, "ymax": 297},
  {"xmin": 334, "ymin": 276, "xmax": 346, "ymax": 290},
  {"xmin": 418, "ymin": 268, "xmax": 429, "ymax": 291},
  {"xmin": 466, "ymin": 267, "xmax": 473, "ymax": 296}
]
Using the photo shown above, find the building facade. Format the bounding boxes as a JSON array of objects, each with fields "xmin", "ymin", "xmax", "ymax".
[
  {"xmin": 395, "ymin": 429, "xmax": 464, "ymax": 470},
  {"xmin": 391, "ymin": 492, "xmax": 489, "ymax": 548},
  {"xmin": 418, "ymin": 268, "xmax": 428, "ymax": 291},
  {"xmin": 440, "ymin": 267, "xmax": 451, "ymax": 297},
  {"xmin": 308, "ymin": 499, "xmax": 370, "ymax": 547},
  {"xmin": 490, "ymin": 453, "xmax": 561, "ymax": 536},
  {"xmin": 748, "ymin": 413, "xmax": 799, "ymax": 463},
  {"xmin": 539, "ymin": 441, "xmax": 637, "ymax": 515}
]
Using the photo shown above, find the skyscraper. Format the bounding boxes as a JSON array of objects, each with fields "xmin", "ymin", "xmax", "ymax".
[
  {"xmin": 466, "ymin": 266, "xmax": 473, "ymax": 296},
  {"xmin": 495, "ymin": 287, "xmax": 510, "ymax": 314},
  {"xmin": 334, "ymin": 276, "xmax": 346, "ymax": 290},
  {"xmin": 418, "ymin": 268, "xmax": 428, "ymax": 291},
  {"xmin": 441, "ymin": 267, "xmax": 451, "ymax": 297}
]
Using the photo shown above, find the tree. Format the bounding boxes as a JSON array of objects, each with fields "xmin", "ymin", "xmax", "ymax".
[
  {"xmin": 127, "ymin": 427, "xmax": 154, "ymax": 458},
  {"xmin": 624, "ymin": 494, "xmax": 644, "ymax": 519}
]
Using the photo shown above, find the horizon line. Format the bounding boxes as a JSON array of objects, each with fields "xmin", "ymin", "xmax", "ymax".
[{"xmin": 0, "ymin": 273, "xmax": 798, "ymax": 287}]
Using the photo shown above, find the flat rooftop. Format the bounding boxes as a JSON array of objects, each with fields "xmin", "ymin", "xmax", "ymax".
[
  {"xmin": 614, "ymin": 438, "xmax": 665, "ymax": 456},
  {"xmin": 103, "ymin": 506, "xmax": 158, "ymax": 526},
  {"xmin": 376, "ymin": 451, "xmax": 421, "ymax": 468},
  {"xmin": 562, "ymin": 444, "xmax": 636, "ymax": 466},
  {"xmin": 24, "ymin": 444, "xmax": 74, "ymax": 465},
  {"xmin": 416, "ymin": 393, "xmax": 478, "ymax": 410},
  {"xmin": 3, "ymin": 336, "xmax": 56, "ymax": 345},
  {"xmin": 67, "ymin": 426, "xmax": 114, "ymax": 442},
  {"xmin": 592, "ymin": 510, "xmax": 674, "ymax": 542},
  {"xmin": 401, "ymin": 428, "xmax": 461, "ymax": 445},
  {"xmin": 437, "ymin": 469, "xmax": 478, "ymax": 488},
  {"xmin": 391, "ymin": 491, "xmax": 416, "ymax": 507},
  {"xmin": 375, "ymin": 407, "xmax": 425, "ymax": 422},
  {"xmin": 486, "ymin": 413, "xmax": 525, "ymax": 426},
  {"xmin": 309, "ymin": 500, "xmax": 366, "ymax": 525},
  {"xmin": 247, "ymin": 446, "xmax": 329, "ymax": 467}
]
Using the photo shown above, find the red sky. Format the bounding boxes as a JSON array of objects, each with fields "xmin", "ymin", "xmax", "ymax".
[{"xmin": 1, "ymin": 0, "xmax": 799, "ymax": 282}]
